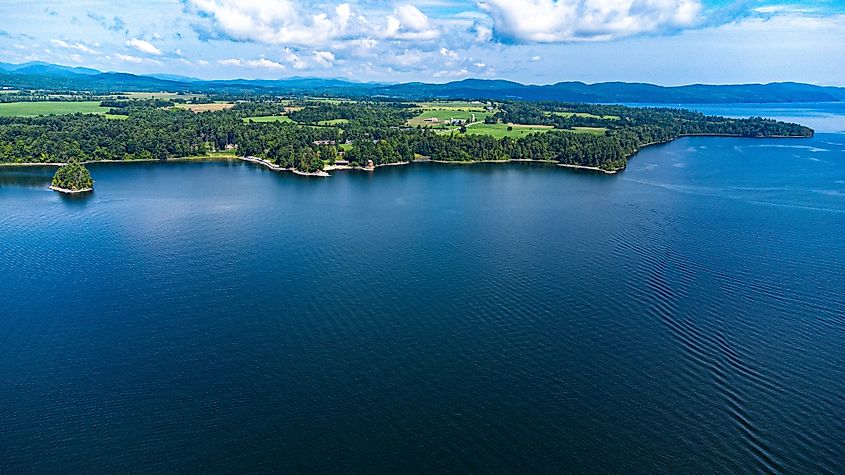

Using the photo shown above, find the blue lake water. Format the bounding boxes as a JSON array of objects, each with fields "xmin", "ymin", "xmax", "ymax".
[{"xmin": 1, "ymin": 108, "xmax": 844, "ymax": 472}]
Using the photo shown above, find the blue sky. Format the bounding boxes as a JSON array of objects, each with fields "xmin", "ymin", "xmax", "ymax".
[{"xmin": 1, "ymin": 1, "xmax": 843, "ymax": 85}]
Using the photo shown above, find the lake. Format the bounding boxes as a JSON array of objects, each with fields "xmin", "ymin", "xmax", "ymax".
[{"xmin": 1, "ymin": 107, "xmax": 844, "ymax": 472}]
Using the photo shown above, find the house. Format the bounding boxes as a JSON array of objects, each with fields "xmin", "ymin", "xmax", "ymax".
[{"xmin": 313, "ymin": 140, "xmax": 337, "ymax": 146}]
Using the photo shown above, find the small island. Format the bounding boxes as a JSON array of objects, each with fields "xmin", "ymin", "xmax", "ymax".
[{"xmin": 50, "ymin": 159, "xmax": 94, "ymax": 193}]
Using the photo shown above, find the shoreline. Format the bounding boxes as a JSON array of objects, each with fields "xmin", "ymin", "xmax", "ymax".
[
  {"xmin": 557, "ymin": 163, "xmax": 620, "ymax": 174},
  {"xmin": 0, "ymin": 156, "xmax": 227, "ymax": 168},
  {"xmin": 0, "ymin": 132, "xmax": 814, "ymax": 175},
  {"xmin": 239, "ymin": 155, "xmax": 330, "ymax": 177},
  {"xmin": 49, "ymin": 185, "xmax": 93, "ymax": 194}
]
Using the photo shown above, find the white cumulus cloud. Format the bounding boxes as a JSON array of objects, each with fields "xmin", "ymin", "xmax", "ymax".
[
  {"xmin": 385, "ymin": 5, "xmax": 439, "ymax": 40},
  {"xmin": 126, "ymin": 38, "xmax": 162, "ymax": 55},
  {"xmin": 479, "ymin": 0, "xmax": 702, "ymax": 42},
  {"xmin": 188, "ymin": 0, "xmax": 357, "ymax": 46}
]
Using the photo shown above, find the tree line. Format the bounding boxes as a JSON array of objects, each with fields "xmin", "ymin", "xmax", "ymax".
[{"xmin": 0, "ymin": 99, "xmax": 813, "ymax": 173}]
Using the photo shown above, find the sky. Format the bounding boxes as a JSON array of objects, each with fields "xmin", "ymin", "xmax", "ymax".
[{"xmin": 0, "ymin": 0, "xmax": 844, "ymax": 85}]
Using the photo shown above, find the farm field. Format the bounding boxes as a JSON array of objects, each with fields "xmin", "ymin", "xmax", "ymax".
[
  {"xmin": 407, "ymin": 108, "xmax": 493, "ymax": 127},
  {"xmin": 0, "ymin": 101, "xmax": 110, "ymax": 116}
]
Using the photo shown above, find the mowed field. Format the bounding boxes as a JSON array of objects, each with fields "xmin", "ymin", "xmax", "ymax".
[
  {"xmin": 0, "ymin": 101, "xmax": 110, "ymax": 117},
  {"xmin": 407, "ymin": 102, "xmax": 494, "ymax": 127},
  {"xmin": 461, "ymin": 123, "xmax": 554, "ymax": 139},
  {"xmin": 439, "ymin": 123, "xmax": 607, "ymax": 139}
]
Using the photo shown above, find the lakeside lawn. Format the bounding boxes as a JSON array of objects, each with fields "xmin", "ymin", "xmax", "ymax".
[{"xmin": 0, "ymin": 101, "xmax": 110, "ymax": 117}]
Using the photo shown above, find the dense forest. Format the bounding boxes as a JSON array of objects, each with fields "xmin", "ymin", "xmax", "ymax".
[{"xmin": 0, "ymin": 98, "xmax": 813, "ymax": 173}]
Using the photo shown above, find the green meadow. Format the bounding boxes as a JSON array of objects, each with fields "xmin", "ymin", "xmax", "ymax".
[
  {"xmin": 407, "ymin": 108, "xmax": 494, "ymax": 127},
  {"xmin": 0, "ymin": 101, "xmax": 110, "ymax": 117},
  {"xmin": 460, "ymin": 123, "xmax": 554, "ymax": 139},
  {"xmin": 439, "ymin": 123, "xmax": 607, "ymax": 139}
]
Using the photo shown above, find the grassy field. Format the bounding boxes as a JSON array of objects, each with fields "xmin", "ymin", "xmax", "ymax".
[
  {"xmin": 407, "ymin": 109, "xmax": 493, "ymax": 128},
  {"xmin": 571, "ymin": 126, "xmax": 608, "ymax": 135},
  {"xmin": 243, "ymin": 115, "xmax": 293, "ymax": 123},
  {"xmin": 459, "ymin": 123, "xmax": 553, "ymax": 139},
  {"xmin": 206, "ymin": 150, "xmax": 238, "ymax": 157},
  {"xmin": 550, "ymin": 111, "xmax": 620, "ymax": 120},
  {"xmin": 174, "ymin": 102, "xmax": 234, "ymax": 113},
  {"xmin": 0, "ymin": 101, "xmax": 110, "ymax": 117},
  {"xmin": 440, "ymin": 123, "xmax": 607, "ymax": 139}
]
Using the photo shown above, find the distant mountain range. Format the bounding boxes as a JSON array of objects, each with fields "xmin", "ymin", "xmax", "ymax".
[{"xmin": 2, "ymin": 61, "xmax": 844, "ymax": 104}]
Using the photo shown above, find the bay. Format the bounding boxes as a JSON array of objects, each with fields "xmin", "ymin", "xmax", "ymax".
[{"xmin": 1, "ymin": 107, "xmax": 844, "ymax": 472}]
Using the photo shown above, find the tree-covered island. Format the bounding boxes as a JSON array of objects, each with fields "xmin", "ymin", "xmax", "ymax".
[
  {"xmin": 50, "ymin": 159, "xmax": 94, "ymax": 193},
  {"xmin": 0, "ymin": 94, "xmax": 814, "ymax": 176}
]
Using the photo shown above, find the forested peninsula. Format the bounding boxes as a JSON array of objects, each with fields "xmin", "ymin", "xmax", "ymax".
[{"xmin": 0, "ymin": 96, "xmax": 813, "ymax": 175}]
